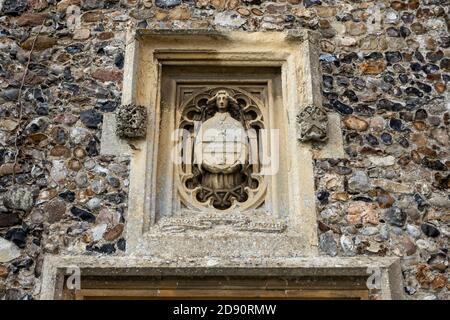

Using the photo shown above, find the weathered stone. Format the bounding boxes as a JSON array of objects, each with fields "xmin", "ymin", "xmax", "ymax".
[
  {"xmin": 21, "ymin": 36, "xmax": 57, "ymax": 51},
  {"xmin": 376, "ymin": 189, "xmax": 395, "ymax": 208},
  {"xmin": 214, "ymin": 11, "xmax": 246, "ymax": 28},
  {"xmin": 73, "ymin": 28, "xmax": 91, "ymax": 40},
  {"xmin": 369, "ymin": 155, "xmax": 396, "ymax": 167},
  {"xmin": 3, "ymin": 187, "xmax": 34, "ymax": 213},
  {"xmin": 91, "ymin": 69, "xmax": 122, "ymax": 82},
  {"xmin": 385, "ymin": 207, "xmax": 406, "ymax": 227},
  {"xmin": 319, "ymin": 231, "xmax": 337, "ymax": 256},
  {"xmin": 5, "ymin": 228, "xmax": 27, "ymax": 248},
  {"xmin": 70, "ymin": 207, "xmax": 96, "ymax": 223},
  {"xmin": 0, "ymin": 238, "xmax": 21, "ymax": 263},
  {"xmin": 348, "ymin": 171, "xmax": 371, "ymax": 193},
  {"xmin": 343, "ymin": 116, "xmax": 368, "ymax": 131},
  {"xmin": 0, "ymin": 163, "xmax": 22, "ymax": 177},
  {"xmin": 340, "ymin": 235, "xmax": 356, "ymax": 256},
  {"xmin": 359, "ymin": 60, "xmax": 386, "ymax": 75},
  {"xmin": 80, "ymin": 109, "xmax": 103, "ymax": 129},
  {"xmin": 81, "ymin": 11, "xmax": 104, "ymax": 22},
  {"xmin": 1, "ymin": 0, "xmax": 27, "ymax": 15},
  {"xmin": 43, "ymin": 199, "xmax": 66, "ymax": 223},
  {"xmin": 57, "ymin": 0, "xmax": 81, "ymax": 12},
  {"xmin": 16, "ymin": 12, "xmax": 48, "ymax": 26},
  {"xmin": 421, "ymin": 223, "xmax": 440, "ymax": 238},
  {"xmin": 103, "ymin": 224, "xmax": 124, "ymax": 241},
  {"xmin": 347, "ymin": 201, "xmax": 378, "ymax": 225},
  {"xmin": 296, "ymin": 105, "xmax": 328, "ymax": 142},
  {"xmin": 0, "ymin": 213, "xmax": 21, "ymax": 228},
  {"xmin": 116, "ymin": 104, "xmax": 147, "ymax": 138},
  {"xmin": 155, "ymin": 0, "xmax": 181, "ymax": 8}
]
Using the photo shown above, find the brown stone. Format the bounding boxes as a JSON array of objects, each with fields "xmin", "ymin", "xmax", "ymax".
[
  {"xmin": 390, "ymin": 1, "xmax": 406, "ymax": 10},
  {"xmin": 16, "ymin": 13, "xmax": 48, "ymax": 27},
  {"xmin": 68, "ymin": 158, "xmax": 82, "ymax": 171},
  {"xmin": 359, "ymin": 60, "xmax": 386, "ymax": 75},
  {"xmin": 401, "ymin": 236, "xmax": 417, "ymax": 256},
  {"xmin": 332, "ymin": 192, "xmax": 349, "ymax": 201},
  {"xmin": 416, "ymin": 264, "xmax": 433, "ymax": 286},
  {"xmin": 376, "ymin": 189, "xmax": 395, "ymax": 209},
  {"xmin": 431, "ymin": 128, "xmax": 449, "ymax": 146},
  {"xmin": 0, "ymin": 265, "xmax": 8, "ymax": 278},
  {"xmin": 417, "ymin": 146, "xmax": 437, "ymax": 158},
  {"xmin": 21, "ymin": 35, "xmax": 57, "ymax": 51},
  {"xmin": 315, "ymin": 6, "xmax": 337, "ymax": 18},
  {"xmin": 97, "ymin": 32, "xmax": 115, "ymax": 40},
  {"xmin": 91, "ymin": 69, "xmax": 122, "ymax": 82},
  {"xmin": 27, "ymin": 133, "xmax": 48, "ymax": 144},
  {"xmin": 265, "ymin": 4, "xmax": 287, "ymax": 14},
  {"xmin": 82, "ymin": 11, "xmax": 104, "ymax": 23},
  {"xmin": 0, "ymin": 213, "xmax": 21, "ymax": 228},
  {"xmin": 103, "ymin": 224, "xmax": 124, "ymax": 241},
  {"xmin": 73, "ymin": 147, "xmax": 86, "ymax": 159},
  {"xmin": 343, "ymin": 116, "xmax": 368, "ymax": 131},
  {"xmin": 43, "ymin": 199, "xmax": 66, "ymax": 223},
  {"xmin": 345, "ymin": 21, "xmax": 366, "ymax": 36},
  {"xmin": 28, "ymin": 0, "xmax": 49, "ymax": 11},
  {"xmin": 168, "ymin": 5, "xmax": 191, "ymax": 20},
  {"xmin": 154, "ymin": 9, "xmax": 169, "ymax": 21},
  {"xmin": 0, "ymin": 119, "xmax": 19, "ymax": 131},
  {"xmin": 320, "ymin": 39, "xmax": 335, "ymax": 53},
  {"xmin": 38, "ymin": 189, "xmax": 58, "ymax": 202},
  {"xmin": 413, "ymin": 121, "xmax": 427, "ymax": 131},
  {"xmin": 411, "ymin": 22, "xmax": 426, "ymax": 34},
  {"xmin": 251, "ymin": 8, "xmax": 264, "ymax": 16},
  {"xmin": 0, "ymin": 164, "xmax": 23, "ymax": 177},
  {"xmin": 431, "ymin": 274, "xmax": 447, "ymax": 290},
  {"xmin": 73, "ymin": 28, "xmax": 90, "ymax": 40},
  {"xmin": 408, "ymin": 0, "xmax": 419, "ymax": 9},
  {"xmin": 347, "ymin": 202, "xmax": 379, "ymax": 225},
  {"xmin": 50, "ymin": 146, "xmax": 71, "ymax": 158},
  {"xmin": 411, "ymin": 133, "xmax": 427, "ymax": 147},
  {"xmin": 237, "ymin": 7, "xmax": 251, "ymax": 16},
  {"xmin": 411, "ymin": 150, "xmax": 422, "ymax": 164},
  {"xmin": 57, "ymin": 0, "xmax": 82, "ymax": 12},
  {"xmin": 292, "ymin": 7, "xmax": 315, "ymax": 19},
  {"xmin": 434, "ymin": 82, "xmax": 446, "ymax": 93}
]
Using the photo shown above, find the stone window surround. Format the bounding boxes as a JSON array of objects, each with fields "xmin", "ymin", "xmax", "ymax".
[
  {"xmin": 101, "ymin": 29, "xmax": 347, "ymax": 257},
  {"xmin": 39, "ymin": 29, "xmax": 404, "ymax": 299}
]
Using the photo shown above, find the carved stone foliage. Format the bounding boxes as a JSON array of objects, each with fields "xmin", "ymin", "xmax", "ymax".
[
  {"xmin": 177, "ymin": 87, "xmax": 267, "ymax": 212},
  {"xmin": 115, "ymin": 104, "xmax": 147, "ymax": 138},
  {"xmin": 296, "ymin": 105, "xmax": 328, "ymax": 142}
]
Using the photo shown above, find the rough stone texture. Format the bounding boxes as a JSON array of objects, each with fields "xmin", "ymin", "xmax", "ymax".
[
  {"xmin": 296, "ymin": 104, "xmax": 328, "ymax": 142},
  {"xmin": 0, "ymin": 0, "xmax": 448, "ymax": 300},
  {"xmin": 115, "ymin": 104, "xmax": 147, "ymax": 138}
]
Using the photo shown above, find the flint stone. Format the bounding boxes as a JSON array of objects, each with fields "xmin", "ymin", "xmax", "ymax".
[
  {"xmin": 0, "ymin": 237, "xmax": 21, "ymax": 263},
  {"xmin": 319, "ymin": 231, "xmax": 338, "ymax": 256},
  {"xmin": 3, "ymin": 187, "xmax": 34, "ymax": 212},
  {"xmin": 348, "ymin": 171, "xmax": 371, "ymax": 193}
]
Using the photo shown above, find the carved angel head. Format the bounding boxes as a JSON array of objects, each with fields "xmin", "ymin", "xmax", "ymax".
[{"xmin": 207, "ymin": 89, "xmax": 238, "ymax": 111}]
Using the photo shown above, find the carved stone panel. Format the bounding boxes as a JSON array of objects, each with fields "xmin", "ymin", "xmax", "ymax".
[
  {"xmin": 296, "ymin": 105, "xmax": 328, "ymax": 142},
  {"xmin": 115, "ymin": 104, "xmax": 147, "ymax": 138},
  {"xmin": 177, "ymin": 87, "xmax": 266, "ymax": 212}
]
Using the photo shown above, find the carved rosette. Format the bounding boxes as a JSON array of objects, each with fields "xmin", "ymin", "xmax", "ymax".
[
  {"xmin": 296, "ymin": 105, "xmax": 328, "ymax": 142},
  {"xmin": 115, "ymin": 104, "xmax": 147, "ymax": 138}
]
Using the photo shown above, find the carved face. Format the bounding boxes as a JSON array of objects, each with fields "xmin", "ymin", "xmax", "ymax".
[{"xmin": 216, "ymin": 91, "xmax": 229, "ymax": 111}]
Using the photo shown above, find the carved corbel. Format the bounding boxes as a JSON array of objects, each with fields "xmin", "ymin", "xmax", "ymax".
[
  {"xmin": 115, "ymin": 104, "xmax": 147, "ymax": 138},
  {"xmin": 296, "ymin": 105, "xmax": 328, "ymax": 143}
]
